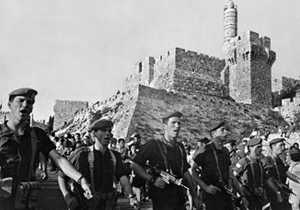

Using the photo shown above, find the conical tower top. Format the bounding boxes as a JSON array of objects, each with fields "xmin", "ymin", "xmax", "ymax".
[
  {"xmin": 223, "ymin": 0, "xmax": 237, "ymax": 42},
  {"xmin": 226, "ymin": 0, "xmax": 234, "ymax": 9}
]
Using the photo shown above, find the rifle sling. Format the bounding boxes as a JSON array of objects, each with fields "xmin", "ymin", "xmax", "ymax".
[
  {"xmin": 245, "ymin": 157, "xmax": 263, "ymax": 187},
  {"xmin": 156, "ymin": 139, "xmax": 184, "ymax": 176},
  {"xmin": 211, "ymin": 144, "xmax": 230, "ymax": 189},
  {"xmin": 88, "ymin": 146, "xmax": 116, "ymax": 192}
]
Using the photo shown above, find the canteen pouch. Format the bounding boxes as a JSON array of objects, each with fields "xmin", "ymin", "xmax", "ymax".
[
  {"xmin": 0, "ymin": 177, "xmax": 13, "ymax": 198},
  {"xmin": 14, "ymin": 181, "xmax": 40, "ymax": 209},
  {"xmin": 28, "ymin": 182, "xmax": 41, "ymax": 209},
  {"xmin": 14, "ymin": 182, "xmax": 31, "ymax": 209}
]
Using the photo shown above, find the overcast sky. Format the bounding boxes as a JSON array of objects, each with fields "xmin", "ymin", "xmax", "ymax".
[{"xmin": 0, "ymin": 0, "xmax": 299, "ymax": 121}]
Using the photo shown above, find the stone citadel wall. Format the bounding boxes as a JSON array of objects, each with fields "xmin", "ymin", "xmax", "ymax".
[
  {"xmin": 53, "ymin": 0, "xmax": 297, "ymax": 141},
  {"xmin": 53, "ymin": 100, "xmax": 88, "ymax": 130},
  {"xmin": 125, "ymin": 48, "xmax": 227, "ymax": 98}
]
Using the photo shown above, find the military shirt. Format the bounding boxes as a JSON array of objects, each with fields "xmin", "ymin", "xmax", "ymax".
[
  {"xmin": 193, "ymin": 142, "xmax": 231, "ymax": 190},
  {"xmin": 262, "ymin": 155, "xmax": 288, "ymax": 184},
  {"xmin": 0, "ymin": 122, "xmax": 55, "ymax": 182},
  {"xmin": 59, "ymin": 147, "xmax": 127, "ymax": 193},
  {"xmin": 233, "ymin": 156, "xmax": 266, "ymax": 188},
  {"xmin": 131, "ymin": 138, "xmax": 189, "ymax": 201}
]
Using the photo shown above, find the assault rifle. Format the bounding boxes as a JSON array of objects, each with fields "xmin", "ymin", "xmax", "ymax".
[
  {"xmin": 273, "ymin": 179, "xmax": 296, "ymax": 196},
  {"xmin": 237, "ymin": 178, "xmax": 265, "ymax": 204},
  {"xmin": 151, "ymin": 166, "xmax": 189, "ymax": 191}
]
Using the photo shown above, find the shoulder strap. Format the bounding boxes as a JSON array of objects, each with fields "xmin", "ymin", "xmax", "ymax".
[
  {"xmin": 177, "ymin": 143, "xmax": 185, "ymax": 176},
  {"xmin": 155, "ymin": 140, "xmax": 170, "ymax": 172},
  {"xmin": 109, "ymin": 149, "xmax": 116, "ymax": 171},
  {"xmin": 87, "ymin": 146, "xmax": 117, "ymax": 192},
  {"xmin": 29, "ymin": 128, "xmax": 38, "ymax": 180},
  {"xmin": 88, "ymin": 146, "xmax": 95, "ymax": 192},
  {"xmin": 211, "ymin": 144, "xmax": 230, "ymax": 188},
  {"xmin": 245, "ymin": 157, "xmax": 263, "ymax": 186}
]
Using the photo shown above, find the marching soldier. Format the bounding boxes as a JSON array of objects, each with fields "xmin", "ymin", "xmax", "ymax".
[
  {"xmin": 262, "ymin": 138, "xmax": 300, "ymax": 210},
  {"xmin": 130, "ymin": 111, "xmax": 201, "ymax": 210},
  {"xmin": 192, "ymin": 121, "xmax": 248, "ymax": 210},
  {"xmin": 233, "ymin": 138, "xmax": 278, "ymax": 210},
  {"xmin": 0, "ymin": 88, "xmax": 92, "ymax": 210},
  {"xmin": 58, "ymin": 118, "xmax": 139, "ymax": 210}
]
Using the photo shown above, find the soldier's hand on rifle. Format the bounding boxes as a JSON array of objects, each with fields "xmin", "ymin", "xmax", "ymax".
[
  {"xmin": 276, "ymin": 191, "xmax": 283, "ymax": 203},
  {"xmin": 153, "ymin": 177, "xmax": 166, "ymax": 189},
  {"xmin": 79, "ymin": 177, "xmax": 93, "ymax": 199},
  {"xmin": 129, "ymin": 194, "xmax": 140, "ymax": 210},
  {"xmin": 64, "ymin": 193, "xmax": 79, "ymax": 210},
  {"xmin": 204, "ymin": 185, "xmax": 221, "ymax": 195}
]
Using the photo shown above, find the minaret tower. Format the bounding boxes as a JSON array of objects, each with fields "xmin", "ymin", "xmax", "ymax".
[{"xmin": 223, "ymin": 0, "xmax": 237, "ymax": 43}]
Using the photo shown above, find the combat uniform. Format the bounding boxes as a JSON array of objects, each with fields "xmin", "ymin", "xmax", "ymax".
[
  {"xmin": 262, "ymin": 138, "xmax": 291, "ymax": 210},
  {"xmin": 131, "ymin": 137, "xmax": 189, "ymax": 210},
  {"xmin": 233, "ymin": 138, "xmax": 267, "ymax": 210},
  {"xmin": 193, "ymin": 142, "xmax": 234, "ymax": 210},
  {"xmin": 58, "ymin": 144, "xmax": 127, "ymax": 209},
  {"xmin": 0, "ymin": 123, "xmax": 56, "ymax": 210}
]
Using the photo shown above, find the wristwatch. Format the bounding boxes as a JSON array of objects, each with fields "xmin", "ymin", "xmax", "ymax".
[
  {"xmin": 77, "ymin": 175, "xmax": 84, "ymax": 185},
  {"xmin": 149, "ymin": 177, "xmax": 155, "ymax": 184},
  {"xmin": 129, "ymin": 194, "xmax": 136, "ymax": 199}
]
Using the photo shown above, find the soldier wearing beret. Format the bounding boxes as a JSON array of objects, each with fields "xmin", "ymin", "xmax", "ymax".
[
  {"xmin": 233, "ymin": 138, "xmax": 278, "ymax": 210},
  {"xmin": 0, "ymin": 88, "xmax": 92, "ymax": 210},
  {"xmin": 192, "ymin": 121, "xmax": 248, "ymax": 210},
  {"xmin": 262, "ymin": 138, "xmax": 300, "ymax": 210},
  {"xmin": 130, "ymin": 111, "xmax": 201, "ymax": 210},
  {"xmin": 58, "ymin": 118, "xmax": 139, "ymax": 210}
]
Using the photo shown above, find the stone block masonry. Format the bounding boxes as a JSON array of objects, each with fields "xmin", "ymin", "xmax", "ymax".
[
  {"xmin": 53, "ymin": 100, "xmax": 88, "ymax": 130},
  {"xmin": 223, "ymin": 30, "xmax": 276, "ymax": 107}
]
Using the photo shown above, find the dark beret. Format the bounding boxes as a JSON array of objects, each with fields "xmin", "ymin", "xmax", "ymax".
[
  {"xmin": 269, "ymin": 138, "xmax": 285, "ymax": 146},
  {"xmin": 162, "ymin": 111, "xmax": 182, "ymax": 121},
  {"xmin": 208, "ymin": 121, "xmax": 227, "ymax": 132},
  {"xmin": 247, "ymin": 138, "xmax": 262, "ymax": 147},
  {"xmin": 89, "ymin": 119, "xmax": 113, "ymax": 131},
  {"xmin": 9, "ymin": 88, "xmax": 38, "ymax": 100}
]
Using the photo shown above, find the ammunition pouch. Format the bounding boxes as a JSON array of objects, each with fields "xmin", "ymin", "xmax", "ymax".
[
  {"xmin": 14, "ymin": 181, "xmax": 41, "ymax": 209},
  {"xmin": 0, "ymin": 177, "xmax": 13, "ymax": 198}
]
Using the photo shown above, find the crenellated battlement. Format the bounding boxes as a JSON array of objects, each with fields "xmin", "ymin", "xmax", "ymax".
[
  {"xmin": 224, "ymin": 30, "xmax": 276, "ymax": 66},
  {"xmin": 124, "ymin": 47, "xmax": 227, "ymax": 99},
  {"xmin": 175, "ymin": 48, "xmax": 225, "ymax": 72}
]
